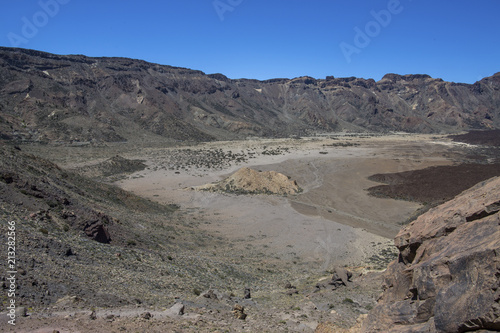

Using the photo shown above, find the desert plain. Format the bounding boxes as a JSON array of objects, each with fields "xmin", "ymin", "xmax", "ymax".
[
  {"xmin": 114, "ymin": 133, "xmax": 450, "ymax": 266},
  {"xmin": 6, "ymin": 131, "xmax": 496, "ymax": 332}
]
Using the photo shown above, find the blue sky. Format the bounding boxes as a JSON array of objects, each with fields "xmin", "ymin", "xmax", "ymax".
[{"xmin": 1, "ymin": 0, "xmax": 499, "ymax": 83}]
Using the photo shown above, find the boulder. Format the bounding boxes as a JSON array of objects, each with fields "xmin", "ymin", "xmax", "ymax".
[
  {"xmin": 89, "ymin": 310, "xmax": 97, "ymax": 320},
  {"xmin": 233, "ymin": 304, "xmax": 247, "ymax": 320},
  {"xmin": 165, "ymin": 303, "xmax": 184, "ymax": 316},
  {"xmin": 362, "ymin": 177, "xmax": 500, "ymax": 332},
  {"xmin": 329, "ymin": 267, "xmax": 353, "ymax": 288},
  {"xmin": 244, "ymin": 287, "xmax": 251, "ymax": 299},
  {"xmin": 15, "ymin": 307, "xmax": 27, "ymax": 317},
  {"xmin": 202, "ymin": 290, "xmax": 218, "ymax": 300},
  {"xmin": 140, "ymin": 312, "xmax": 152, "ymax": 320}
]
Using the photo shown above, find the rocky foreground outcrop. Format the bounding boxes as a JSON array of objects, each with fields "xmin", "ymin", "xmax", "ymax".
[
  {"xmin": 362, "ymin": 177, "xmax": 500, "ymax": 332},
  {"xmin": 195, "ymin": 167, "xmax": 301, "ymax": 195},
  {"xmin": 0, "ymin": 145, "xmax": 113, "ymax": 243}
]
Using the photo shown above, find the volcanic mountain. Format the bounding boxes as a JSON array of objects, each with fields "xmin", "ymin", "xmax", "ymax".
[{"xmin": 0, "ymin": 47, "xmax": 499, "ymax": 144}]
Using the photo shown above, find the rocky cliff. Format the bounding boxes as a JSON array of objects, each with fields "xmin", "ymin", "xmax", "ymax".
[
  {"xmin": 362, "ymin": 177, "xmax": 500, "ymax": 332},
  {"xmin": 1, "ymin": 47, "xmax": 499, "ymax": 144}
]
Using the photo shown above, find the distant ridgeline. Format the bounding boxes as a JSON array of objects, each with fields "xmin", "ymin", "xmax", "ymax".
[{"xmin": 0, "ymin": 47, "xmax": 499, "ymax": 144}]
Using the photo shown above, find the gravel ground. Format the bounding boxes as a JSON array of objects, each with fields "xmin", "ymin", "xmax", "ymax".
[{"xmin": 5, "ymin": 133, "xmax": 484, "ymax": 332}]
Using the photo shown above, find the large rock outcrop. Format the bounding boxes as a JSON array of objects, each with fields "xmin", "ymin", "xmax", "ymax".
[
  {"xmin": 195, "ymin": 167, "xmax": 301, "ymax": 195},
  {"xmin": 363, "ymin": 177, "xmax": 500, "ymax": 332}
]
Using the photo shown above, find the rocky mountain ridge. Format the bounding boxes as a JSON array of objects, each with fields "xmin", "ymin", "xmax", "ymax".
[{"xmin": 1, "ymin": 47, "xmax": 499, "ymax": 144}]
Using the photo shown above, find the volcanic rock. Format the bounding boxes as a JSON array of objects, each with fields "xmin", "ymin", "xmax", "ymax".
[
  {"xmin": 329, "ymin": 267, "xmax": 353, "ymax": 288},
  {"xmin": 202, "ymin": 290, "xmax": 218, "ymax": 300},
  {"xmin": 140, "ymin": 312, "xmax": 152, "ymax": 320},
  {"xmin": 163, "ymin": 303, "xmax": 185, "ymax": 317},
  {"xmin": 244, "ymin": 287, "xmax": 251, "ymax": 299},
  {"xmin": 196, "ymin": 167, "xmax": 301, "ymax": 195},
  {"xmin": 0, "ymin": 145, "xmax": 112, "ymax": 243},
  {"xmin": 16, "ymin": 307, "xmax": 27, "ymax": 317},
  {"xmin": 89, "ymin": 310, "xmax": 97, "ymax": 320},
  {"xmin": 1, "ymin": 47, "xmax": 500, "ymax": 144},
  {"xmin": 233, "ymin": 304, "xmax": 247, "ymax": 320},
  {"xmin": 362, "ymin": 177, "xmax": 500, "ymax": 332}
]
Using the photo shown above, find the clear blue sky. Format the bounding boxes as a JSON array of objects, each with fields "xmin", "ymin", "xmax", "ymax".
[{"xmin": 1, "ymin": 0, "xmax": 499, "ymax": 83}]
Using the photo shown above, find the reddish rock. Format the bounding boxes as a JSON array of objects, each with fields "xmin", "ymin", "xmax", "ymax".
[{"xmin": 363, "ymin": 177, "xmax": 500, "ymax": 332}]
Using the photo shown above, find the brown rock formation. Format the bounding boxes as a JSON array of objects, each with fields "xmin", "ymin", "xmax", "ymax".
[
  {"xmin": 362, "ymin": 177, "xmax": 500, "ymax": 332},
  {"xmin": 196, "ymin": 167, "xmax": 301, "ymax": 195}
]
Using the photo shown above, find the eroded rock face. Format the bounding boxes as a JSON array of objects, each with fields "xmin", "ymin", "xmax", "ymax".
[
  {"xmin": 363, "ymin": 177, "xmax": 500, "ymax": 333},
  {"xmin": 1, "ymin": 47, "xmax": 500, "ymax": 144}
]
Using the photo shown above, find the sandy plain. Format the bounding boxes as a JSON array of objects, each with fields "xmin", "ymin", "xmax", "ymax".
[
  {"xmin": 112, "ymin": 133, "xmax": 457, "ymax": 271},
  {"xmin": 9, "ymin": 133, "xmax": 476, "ymax": 333}
]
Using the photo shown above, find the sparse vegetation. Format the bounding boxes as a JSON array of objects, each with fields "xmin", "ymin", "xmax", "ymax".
[
  {"xmin": 342, "ymin": 298, "xmax": 354, "ymax": 304},
  {"xmin": 3, "ymin": 129, "xmax": 497, "ymax": 332},
  {"xmin": 1, "ymin": 44, "xmax": 499, "ymax": 332}
]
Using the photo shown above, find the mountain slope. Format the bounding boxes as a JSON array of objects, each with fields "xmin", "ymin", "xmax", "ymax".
[
  {"xmin": 0, "ymin": 47, "xmax": 499, "ymax": 143},
  {"xmin": 0, "ymin": 144, "xmax": 287, "ymax": 308}
]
